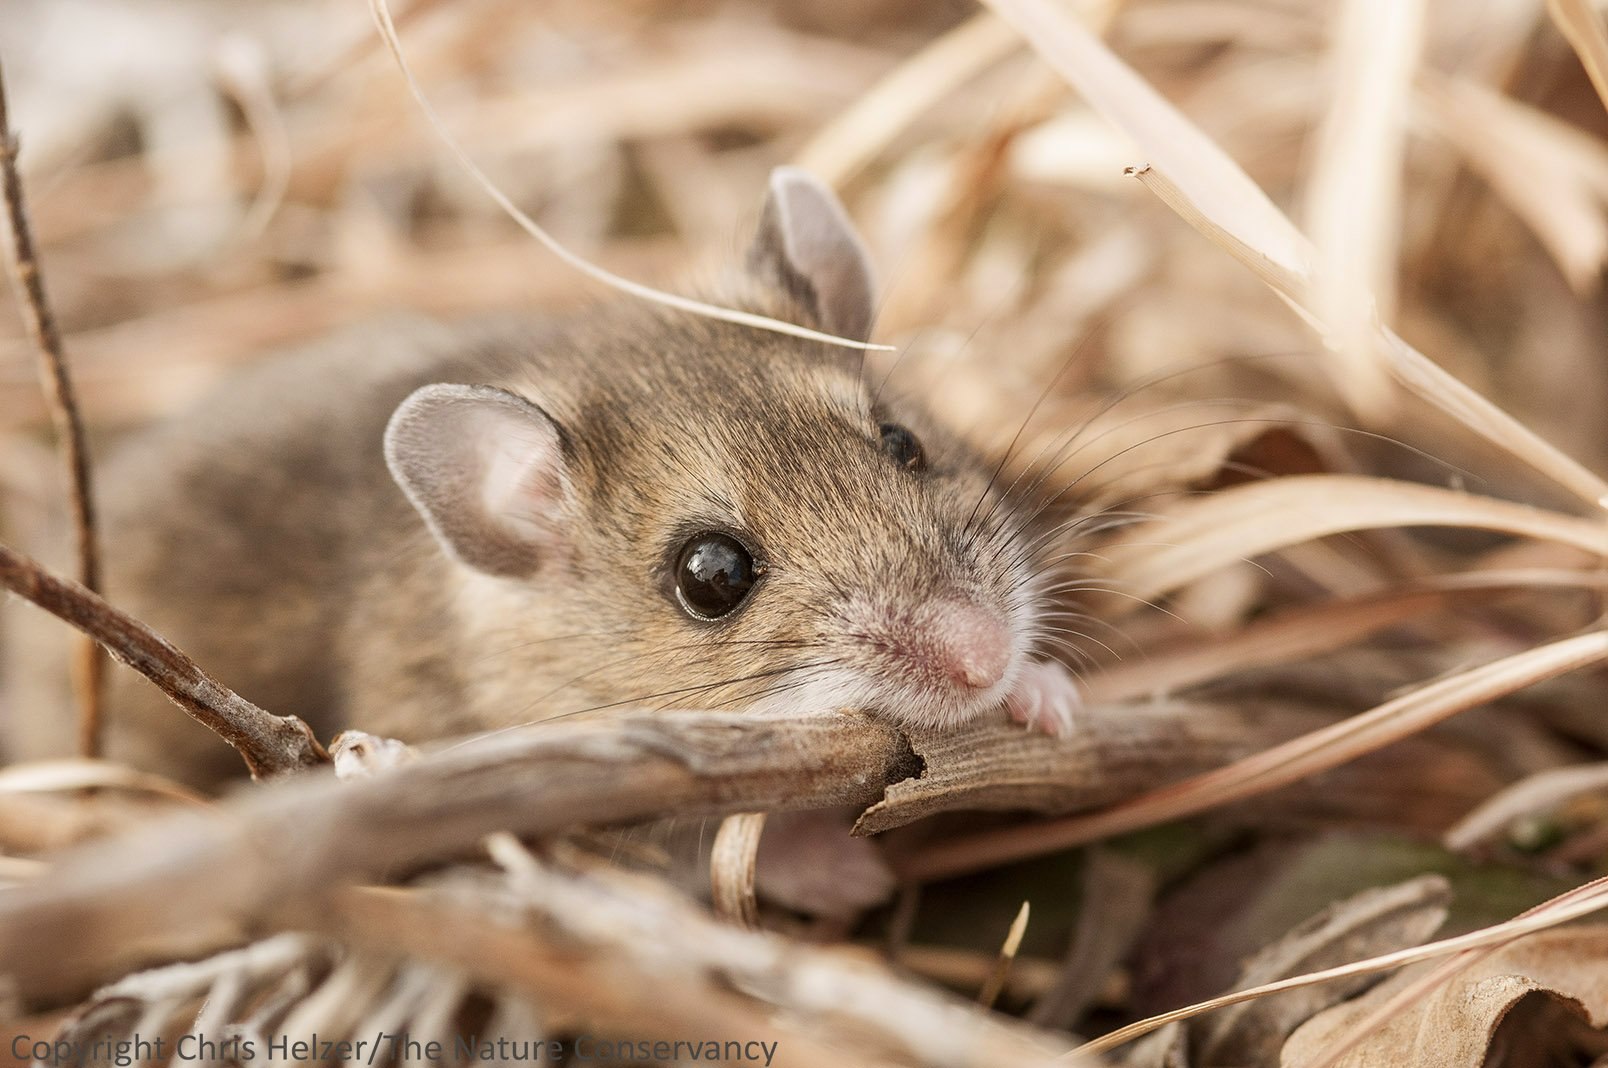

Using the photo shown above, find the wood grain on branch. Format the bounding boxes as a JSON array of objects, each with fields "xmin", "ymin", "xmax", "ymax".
[
  {"xmin": 0, "ymin": 58, "xmax": 106, "ymax": 757},
  {"xmin": 0, "ymin": 541, "xmax": 328, "ymax": 779},
  {"xmin": 0, "ymin": 694, "xmax": 1489, "ymax": 1007}
]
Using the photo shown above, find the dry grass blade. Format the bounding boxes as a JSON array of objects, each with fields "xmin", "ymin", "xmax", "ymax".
[
  {"xmin": 1121, "ymin": 102, "xmax": 1608, "ymax": 507},
  {"xmin": 365, "ymin": 0, "xmax": 892, "ymax": 354},
  {"xmin": 0, "ymin": 541, "xmax": 328, "ymax": 780},
  {"xmin": 794, "ymin": 11, "xmax": 1020, "ymax": 186},
  {"xmin": 710, "ymin": 812, "xmax": 766, "ymax": 929},
  {"xmin": 977, "ymin": 901, "xmax": 1030, "ymax": 1010},
  {"xmin": 0, "ymin": 56, "xmax": 105, "ymax": 757},
  {"xmin": 1547, "ymin": 0, "xmax": 1608, "ymax": 116},
  {"xmin": 903, "ymin": 630, "xmax": 1608, "ymax": 880},
  {"xmin": 1087, "ymin": 570, "xmax": 1608, "ymax": 704},
  {"xmin": 1421, "ymin": 75, "xmax": 1608, "ymax": 292},
  {"xmin": 980, "ymin": 0, "xmax": 1308, "ymax": 277},
  {"xmin": 0, "ymin": 759, "xmax": 209, "ymax": 806},
  {"xmin": 1099, "ymin": 475, "xmax": 1608, "ymax": 605},
  {"xmin": 1302, "ymin": 0, "xmax": 1424, "ymax": 414},
  {"xmin": 213, "ymin": 36, "xmax": 291, "ymax": 245},
  {"xmin": 1076, "ymin": 878, "xmax": 1608, "ymax": 1057}
]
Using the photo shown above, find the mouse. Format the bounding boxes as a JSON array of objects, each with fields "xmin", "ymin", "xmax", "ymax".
[{"xmin": 3, "ymin": 167, "xmax": 1083, "ymax": 790}]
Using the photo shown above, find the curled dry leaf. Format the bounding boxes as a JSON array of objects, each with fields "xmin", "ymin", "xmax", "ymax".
[
  {"xmin": 1444, "ymin": 761, "xmax": 1608, "ymax": 854},
  {"xmin": 711, "ymin": 812, "xmax": 765, "ymax": 929},
  {"xmin": 1107, "ymin": 875, "xmax": 1450, "ymax": 1066},
  {"xmin": 1190, "ymin": 875, "xmax": 1450, "ymax": 1066},
  {"xmin": 752, "ymin": 810, "xmax": 897, "ymax": 921},
  {"xmin": 1281, "ymin": 926, "xmax": 1608, "ymax": 1068}
]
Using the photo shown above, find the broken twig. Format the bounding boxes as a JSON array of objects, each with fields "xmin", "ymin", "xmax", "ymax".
[{"xmin": 0, "ymin": 541, "xmax": 328, "ymax": 781}]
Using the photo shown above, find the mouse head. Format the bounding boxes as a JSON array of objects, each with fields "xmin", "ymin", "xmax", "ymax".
[{"xmin": 385, "ymin": 168, "xmax": 1061, "ymax": 732}]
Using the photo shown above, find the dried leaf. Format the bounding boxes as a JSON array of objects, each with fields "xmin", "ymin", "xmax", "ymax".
[
  {"xmin": 1192, "ymin": 875, "xmax": 1450, "ymax": 1065},
  {"xmin": 1281, "ymin": 927, "xmax": 1608, "ymax": 1068}
]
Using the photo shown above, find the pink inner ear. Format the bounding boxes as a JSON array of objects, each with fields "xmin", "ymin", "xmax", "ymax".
[
  {"xmin": 386, "ymin": 383, "xmax": 571, "ymax": 579},
  {"xmin": 475, "ymin": 421, "xmax": 565, "ymax": 543}
]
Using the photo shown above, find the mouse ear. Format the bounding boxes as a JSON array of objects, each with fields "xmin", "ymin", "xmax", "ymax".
[
  {"xmin": 748, "ymin": 166, "xmax": 877, "ymax": 342},
  {"xmin": 384, "ymin": 384, "xmax": 571, "ymax": 579}
]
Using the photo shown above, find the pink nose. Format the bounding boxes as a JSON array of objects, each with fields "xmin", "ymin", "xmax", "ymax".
[{"xmin": 928, "ymin": 601, "xmax": 1012, "ymax": 690}]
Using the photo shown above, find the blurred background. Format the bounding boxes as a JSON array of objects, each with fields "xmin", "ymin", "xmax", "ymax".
[
  {"xmin": 4, "ymin": 0, "xmax": 1608, "ymax": 1051},
  {"xmin": 2, "ymin": 0, "xmax": 1605, "ymax": 483}
]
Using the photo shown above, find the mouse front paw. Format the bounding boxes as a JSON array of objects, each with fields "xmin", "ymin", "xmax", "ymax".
[{"xmin": 1005, "ymin": 659, "xmax": 1082, "ymax": 739}]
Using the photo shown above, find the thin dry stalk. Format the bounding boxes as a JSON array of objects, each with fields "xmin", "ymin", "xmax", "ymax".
[
  {"xmin": 1301, "ymin": 0, "xmax": 1423, "ymax": 415},
  {"xmin": 365, "ymin": 0, "xmax": 892, "ymax": 355},
  {"xmin": 0, "ymin": 57, "xmax": 105, "ymax": 758},
  {"xmin": 1086, "ymin": 569, "xmax": 1608, "ymax": 704},
  {"xmin": 1098, "ymin": 475, "xmax": 1608, "ymax": 605},
  {"xmin": 794, "ymin": 11, "xmax": 1021, "ymax": 186},
  {"xmin": 976, "ymin": 901, "xmax": 1030, "ymax": 1010},
  {"xmin": 0, "ymin": 541, "xmax": 328, "ymax": 781},
  {"xmin": 1294, "ymin": 875, "xmax": 1608, "ymax": 1068}
]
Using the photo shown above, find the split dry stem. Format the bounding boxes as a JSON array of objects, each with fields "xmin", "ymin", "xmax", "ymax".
[{"xmin": 0, "ymin": 56, "xmax": 105, "ymax": 758}]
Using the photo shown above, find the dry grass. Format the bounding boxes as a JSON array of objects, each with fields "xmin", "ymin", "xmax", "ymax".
[{"xmin": 4, "ymin": 0, "xmax": 1608, "ymax": 1065}]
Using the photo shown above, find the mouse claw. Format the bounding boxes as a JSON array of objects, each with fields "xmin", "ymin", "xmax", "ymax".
[
  {"xmin": 331, "ymin": 730, "xmax": 419, "ymax": 779},
  {"xmin": 1005, "ymin": 660, "xmax": 1082, "ymax": 739}
]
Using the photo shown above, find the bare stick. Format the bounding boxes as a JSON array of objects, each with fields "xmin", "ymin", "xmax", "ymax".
[
  {"xmin": 0, "ymin": 696, "xmax": 1489, "ymax": 1005},
  {"xmin": 0, "ymin": 57, "xmax": 106, "ymax": 757},
  {"xmin": 0, "ymin": 710, "xmax": 913, "ymax": 1005},
  {"xmin": 0, "ymin": 541, "xmax": 329, "ymax": 780}
]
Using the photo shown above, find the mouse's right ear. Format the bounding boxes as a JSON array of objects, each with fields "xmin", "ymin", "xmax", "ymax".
[
  {"xmin": 748, "ymin": 166, "xmax": 877, "ymax": 342},
  {"xmin": 384, "ymin": 384, "xmax": 571, "ymax": 579}
]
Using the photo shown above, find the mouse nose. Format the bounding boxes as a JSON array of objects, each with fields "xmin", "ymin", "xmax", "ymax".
[{"xmin": 928, "ymin": 600, "xmax": 1012, "ymax": 690}]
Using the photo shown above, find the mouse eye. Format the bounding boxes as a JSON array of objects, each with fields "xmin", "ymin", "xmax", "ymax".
[
  {"xmin": 879, "ymin": 423, "xmax": 924, "ymax": 471},
  {"xmin": 674, "ymin": 532, "xmax": 759, "ymax": 620}
]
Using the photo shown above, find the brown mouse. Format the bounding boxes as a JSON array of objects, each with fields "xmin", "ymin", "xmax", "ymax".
[{"xmin": 4, "ymin": 168, "xmax": 1081, "ymax": 788}]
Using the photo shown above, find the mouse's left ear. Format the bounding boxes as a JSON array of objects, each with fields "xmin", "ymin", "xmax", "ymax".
[
  {"xmin": 748, "ymin": 167, "xmax": 877, "ymax": 342},
  {"xmin": 384, "ymin": 383, "xmax": 572, "ymax": 579}
]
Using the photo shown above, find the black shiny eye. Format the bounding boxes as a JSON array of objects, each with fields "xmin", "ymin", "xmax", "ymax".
[
  {"xmin": 879, "ymin": 423, "xmax": 924, "ymax": 470},
  {"xmin": 674, "ymin": 532, "xmax": 759, "ymax": 620}
]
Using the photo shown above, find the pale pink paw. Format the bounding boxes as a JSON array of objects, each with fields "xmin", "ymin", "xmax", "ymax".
[
  {"xmin": 755, "ymin": 810, "xmax": 895, "ymax": 920},
  {"xmin": 1005, "ymin": 659, "xmax": 1082, "ymax": 739}
]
